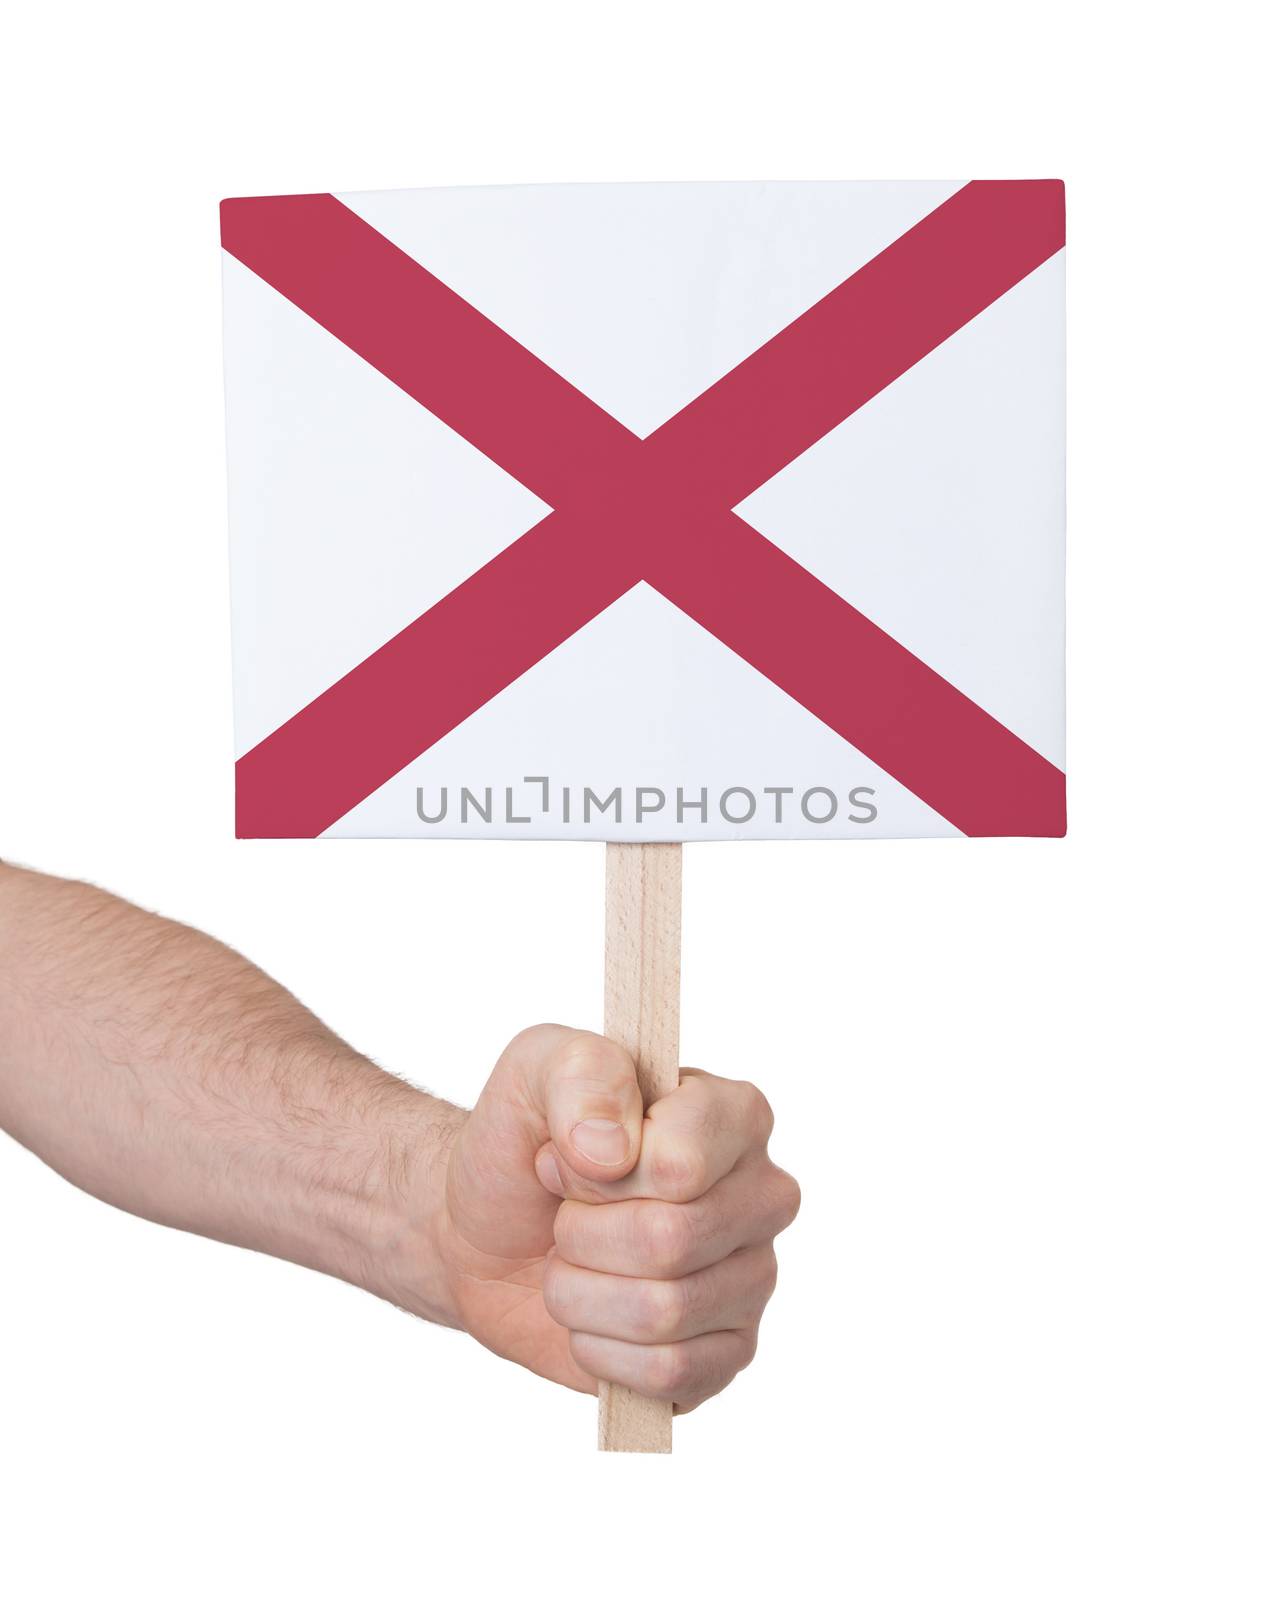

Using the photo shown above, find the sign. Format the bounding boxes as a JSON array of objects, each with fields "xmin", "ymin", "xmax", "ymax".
[{"xmin": 223, "ymin": 180, "xmax": 1065, "ymax": 840}]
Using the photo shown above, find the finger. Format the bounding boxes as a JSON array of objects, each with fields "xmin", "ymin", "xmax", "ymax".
[
  {"xmin": 536, "ymin": 1070, "xmax": 775, "ymax": 1204},
  {"xmin": 543, "ymin": 1244, "xmax": 778, "ymax": 1344},
  {"xmin": 568, "ymin": 1328, "xmax": 755, "ymax": 1411},
  {"xmin": 554, "ymin": 1154, "xmax": 801, "ymax": 1279},
  {"xmin": 500, "ymin": 1026, "xmax": 644, "ymax": 1185}
]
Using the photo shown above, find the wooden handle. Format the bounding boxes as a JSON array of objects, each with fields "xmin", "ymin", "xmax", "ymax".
[{"xmin": 599, "ymin": 841, "xmax": 682, "ymax": 1453}]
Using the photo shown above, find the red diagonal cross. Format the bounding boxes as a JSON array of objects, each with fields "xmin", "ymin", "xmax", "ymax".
[{"xmin": 223, "ymin": 180, "xmax": 1066, "ymax": 838}]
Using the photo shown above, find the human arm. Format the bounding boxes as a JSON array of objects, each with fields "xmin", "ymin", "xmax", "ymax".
[{"xmin": 0, "ymin": 861, "xmax": 799, "ymax": 1410}]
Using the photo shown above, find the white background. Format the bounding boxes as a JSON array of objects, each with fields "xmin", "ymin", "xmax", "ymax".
[{"xmin": 0, "ymin": 3, "xmax": 1280, "ymax": 1597}]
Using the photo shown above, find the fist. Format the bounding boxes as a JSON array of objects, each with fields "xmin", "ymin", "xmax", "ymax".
[{"xmin": 439, "ymin": 1025, "xmax": 799, "ymax": 1413}]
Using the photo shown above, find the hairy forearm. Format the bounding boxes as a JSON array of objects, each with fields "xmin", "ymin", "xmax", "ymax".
[{"xmin": 0, "ymin": 862, "xmax": 463, "ymax": 1323}]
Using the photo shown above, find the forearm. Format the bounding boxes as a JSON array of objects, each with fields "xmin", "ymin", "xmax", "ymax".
[{"xmin": 0, "ymin": 862, "xmax": 463, "ymax": 1323}]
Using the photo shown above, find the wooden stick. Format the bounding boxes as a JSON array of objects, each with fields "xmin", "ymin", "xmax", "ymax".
[{"xmin": 599, "ymin": 841, "xmax": 682, "ymax": 1453}]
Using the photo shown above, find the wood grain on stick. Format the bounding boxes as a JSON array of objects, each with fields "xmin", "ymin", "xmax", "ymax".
[{"xmin": 599, "ymin": 841, "xmax": 682, "ymax": 1453}]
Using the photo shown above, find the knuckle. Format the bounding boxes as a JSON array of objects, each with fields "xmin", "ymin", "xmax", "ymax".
[
  {"xmin": 738, "ymin": 1080, "xmax": 775, "ymax": 1142},
  {"xmin": 645, "ymin": 1342, "xmax": 691, "ymax": 1398},
  {"xmin": 554, "ymin": 1030, "xmax": 633, "ymax": 1089},
  {"xmin": 502, "ymin": 1022, "xmax": 563, "ymax": 1062},
  {"xmin": 639, "ymin": 1277, "xmax": 688, "ymax": 1342},
  {"xmin": 649, "ymin": 1138, "xmax": 709, "ymax": 1202},
  {"xmin": 637, "ymin": 1202, "xmax": 693, "ymax": 1276},
  {"xmin": 771, "ymin": 1166, "xmax": 802, "ymax": 1229}
]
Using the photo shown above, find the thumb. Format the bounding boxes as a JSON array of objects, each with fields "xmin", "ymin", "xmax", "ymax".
[{"xmin": 513, "ymin": 1026, "xmax": 643, "ymax": 1188}]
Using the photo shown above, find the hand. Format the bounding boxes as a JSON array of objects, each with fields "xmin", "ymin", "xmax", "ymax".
[{"xmin": 433, "ymin": 1024, "xmax": 800, "ymax": 1412}]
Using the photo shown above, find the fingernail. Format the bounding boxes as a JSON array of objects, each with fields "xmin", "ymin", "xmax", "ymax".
[
  {"xmin": 535, "ymin": 1146, "xmax": 563, "ymax": 1194},
  {"xmin": 570, "ymin": 1118, "xmax": 629, "ymax": 1166}
]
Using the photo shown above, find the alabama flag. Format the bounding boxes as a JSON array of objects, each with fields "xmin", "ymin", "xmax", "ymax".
[{"xmin": 222, "ymin": 180, "xmax": 1065, "ymax": 841}]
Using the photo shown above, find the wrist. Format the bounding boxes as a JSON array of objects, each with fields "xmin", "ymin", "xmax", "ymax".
[
  {"xmin": 351, "ymin": 1085, "xmax": 469, "ymax": 1331},
  {"xmin": 257, "ymin": 1051, "xmax": 468, "ymax": 1331}
]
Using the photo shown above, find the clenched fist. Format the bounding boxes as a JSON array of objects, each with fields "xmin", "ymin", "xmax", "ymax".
[{"xmin": 434, "ymin": 1025, "xmax": 800, "ymax": 1412}]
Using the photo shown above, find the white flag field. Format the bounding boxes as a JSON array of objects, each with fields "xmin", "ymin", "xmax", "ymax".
[{"xmin": 222, "ymin": 179, "xmax": 1065, "ymax": 841}]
